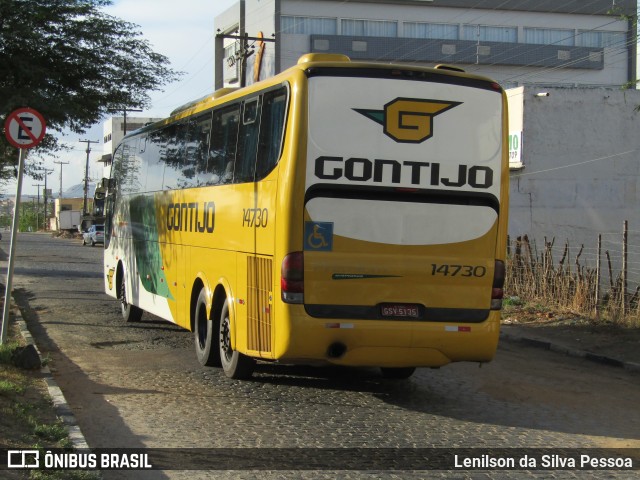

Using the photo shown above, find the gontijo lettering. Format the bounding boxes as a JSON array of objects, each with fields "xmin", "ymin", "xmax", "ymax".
[
  {"xmin": 315, "ymin": 156, "xmax": 493, "ymax": 189},
  {"xmin": 167, "ymin": 202, "xmax": 215, "ymax": 233}
]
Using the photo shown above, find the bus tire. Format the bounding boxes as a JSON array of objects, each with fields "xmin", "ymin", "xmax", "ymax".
[
  {"xmin": 219, "ymin": 299, "xmax": 255, "ymax": 379},
  {"xmin": 194, "ymin": 288, "xmax": 221, "ymax": 367},
  {"xmin": 380, "ymin": 367, "xmax": 416, "ymax": 379},
  {"xmin": 120, "ymin": 274, "xmax": 143, "ymax": 323}
]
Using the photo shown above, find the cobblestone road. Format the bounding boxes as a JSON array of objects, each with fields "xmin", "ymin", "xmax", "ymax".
[{"xmin": 3, "ymin": 233, "xmax": 639, "ymax": 479}]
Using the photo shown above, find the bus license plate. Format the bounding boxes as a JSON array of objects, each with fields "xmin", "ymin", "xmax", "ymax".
[{"xmin": 380, "ymin": 304, "xmax": 420, "ymax": 319}]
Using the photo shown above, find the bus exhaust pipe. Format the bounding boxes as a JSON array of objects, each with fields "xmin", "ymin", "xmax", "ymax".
[{"xmin": 327, "ymin": 342, "xmax": 347, "ymax": 359}]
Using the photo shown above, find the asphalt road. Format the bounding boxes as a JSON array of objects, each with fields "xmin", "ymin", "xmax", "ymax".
[{"xmin": 2, "ymin": 232, "xmax": 639, "ymax": 479}]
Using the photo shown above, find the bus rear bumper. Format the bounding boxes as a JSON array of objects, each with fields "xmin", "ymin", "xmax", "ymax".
[{"xmin": 277, "ymin": 309, "xmax": 501, "ymax": 368}]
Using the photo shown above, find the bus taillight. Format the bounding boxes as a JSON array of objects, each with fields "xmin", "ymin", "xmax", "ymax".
[
  {"xmin": 281, "ymin": 252, "xmax": 304, "ymax": 304},
  {"xmin": 491, "ymin": 260, "xmax": 505, "ymax": 310}
]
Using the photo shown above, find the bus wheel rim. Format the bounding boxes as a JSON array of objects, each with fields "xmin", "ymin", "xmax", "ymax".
[{"xmin": 220, "ymin": 315, "xmax": 232, "ymax": 362}]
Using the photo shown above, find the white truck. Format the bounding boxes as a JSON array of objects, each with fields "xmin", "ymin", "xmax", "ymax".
[{"xmin": 58, "ymin": 210, "xmax": 81, "ymax": 231}]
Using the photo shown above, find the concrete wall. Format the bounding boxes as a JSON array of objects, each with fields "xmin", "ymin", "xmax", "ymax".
[{"xmin": 508, "ymin": 86, "xmax": 640, "ymax": 287}]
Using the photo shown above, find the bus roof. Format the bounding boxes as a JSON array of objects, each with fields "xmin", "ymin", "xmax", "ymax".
[{"xmin": 121, "ymin": 54, "xmax": 502, "ymax": 142}]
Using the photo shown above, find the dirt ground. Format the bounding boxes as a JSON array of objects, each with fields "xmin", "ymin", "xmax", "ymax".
[{"xmin": 501, "ymin": 305, "xmax": 640, "ymax": 366}]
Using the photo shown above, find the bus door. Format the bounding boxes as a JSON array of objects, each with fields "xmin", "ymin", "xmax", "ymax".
[
  {"xmin": 238, "ymin": 87, "xmax": 289, "ymax": 358},
  {"xmin": 302, "ymin": 74, "xmax": 504, "ymax": 332}
]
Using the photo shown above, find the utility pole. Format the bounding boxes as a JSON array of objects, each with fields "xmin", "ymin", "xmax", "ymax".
[
  {"xmin": 123, "ymin": 108, "xmax": 142, "ymax": 136},
  {"xmin": 79, "ymin": 139, "xmax": 99, "ymax": 218},
  {"xmin": 215, "ymin": 32, "xmax": 275, "ymax": 87},
  {"xmin": 41, "ymin": 168, "xmax": 54, "ymax": 231},
  {"xmin": 53, "ymin": 160, "xmax": 69, "ymax": 198},
  {"xmin": 31, "ymin": 183, "xmax": 43, "ymax": 230},
  {"xmin": 108, "ymin": 108, "xmax": 143, "ymax": 141}
]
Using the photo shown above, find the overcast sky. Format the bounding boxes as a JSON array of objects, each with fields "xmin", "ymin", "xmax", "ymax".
[{"xmin": 7, "ymin": 0, "xmax": 238, "ymax": 197}]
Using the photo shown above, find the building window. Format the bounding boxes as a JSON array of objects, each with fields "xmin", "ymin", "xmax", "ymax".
[
  {"xmin": 341, "ymin": 19, "xmax": 397, "ymax": 37},
  {"xmin": 578, "ymin": 30, "xmax": 626, "ymax": 48},
  {"xmin": 313, "ymin": 39, "xmax": 330, "ymax": 50},
  {"xmin": 524, "ymin": 27, "xmax": 574, "ymax": 46},
  {"xmin": 224, "ymin": 43, "xmax": 238, "ymax": 59},
  {"xmin": 403, "ymin": 22, "xmax": 458, "ymax": 40},
  {"xmin": 463, "ymin": 25, "xmax": 517, "ymax": 43},
  {"xmin": 281, "ymin": 16, "xmax": 337, "ymax": 35},
  {"xmin": 352, "ymin": 40, "xmax": 367, "ymax": 52}
]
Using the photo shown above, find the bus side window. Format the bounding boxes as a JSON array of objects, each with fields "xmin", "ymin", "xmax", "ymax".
[
  {"xmin": 105, "ymin": 143, "xmax": 126, "ymax": 247},
  {"xmin": 255, "ymin": 87, "xmax": 288, "ymax": 180},
  {"xmin": 207, "ymin": 104, "xmax": 240, "ymax": 185},
  {"xmin": 188, "ymin": 112, "xmax": 212, "ymax": 187},
  {"xmin": 119, "ymin": 137, "xmax": 145, "ymax": 195},
  {"xmin": 110, "ymin": 143, "xmax": 126, "ymax": 190},
  {"xmin": 161, "ymin": 121, "xmax": 189, "ymax": 189},
  {"xmin": 144, "ymin": 129, "xmax": 166, "ymax": 192},
  {"xmin": 234, "ymin": 97, "xmax": 262, "ymax": 184}
]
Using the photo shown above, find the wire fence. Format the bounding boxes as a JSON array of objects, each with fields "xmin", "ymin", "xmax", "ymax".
[{"xmin": 505, "ymin": 221, "xmax": 640, "ymax": 327}]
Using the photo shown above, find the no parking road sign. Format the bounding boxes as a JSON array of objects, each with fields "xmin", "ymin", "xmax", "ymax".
[
  {"xmin": 4, "ymin": 107, "xmax": 46, "ymax": 149},
  {"xmin": 1, "ymin": 107, "xmax": 47, "ymax": 345}
]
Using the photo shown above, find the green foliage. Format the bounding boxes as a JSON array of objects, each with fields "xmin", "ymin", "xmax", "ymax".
[
  {"xmin": 0, "ymin": 0, "xmax": 180, "ymax": 182},
  {"xmin": 0, "ymin": 340, "xmax": 20, "ymax": 364},
  {"xmin": 502, "ymin": 296, "xmax": 524, "ymax": 307},
  {"xmin": 18, "ymin": 201, "xmax": 42, "ymax": 232},
  {"xmin": 0, "ymin": 378, "xmax": 24, "ymax": 395},
  {"xmin": 33, "ymin": 420, "xmax": 68, "ymax": 442}
]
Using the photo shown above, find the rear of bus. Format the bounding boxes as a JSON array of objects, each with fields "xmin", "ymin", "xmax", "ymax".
[{"xmin": 279, "ymin": 57, "xmax": 508, "ymax": 369}]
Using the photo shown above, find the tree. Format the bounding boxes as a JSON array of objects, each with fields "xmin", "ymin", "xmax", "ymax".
[{"xmin": 0, "ymin": 0, "xmax": 180, "ymax": 182}]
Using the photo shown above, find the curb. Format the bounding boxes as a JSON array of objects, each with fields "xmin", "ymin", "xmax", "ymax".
[
  {"xmin": 499, "ymin": 331, "xmax": 640, "ymax": 373},
  {"xmin": 12, "ymin": 301, "xmax": 90, "ymax": 450}
]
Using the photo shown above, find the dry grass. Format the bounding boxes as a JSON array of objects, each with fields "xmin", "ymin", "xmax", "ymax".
[{"xmin": 505, "ymin": 235, "xmax": 640, "ymax": 328}]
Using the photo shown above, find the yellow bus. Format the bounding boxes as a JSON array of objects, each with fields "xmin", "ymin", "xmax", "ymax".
[{"xmin": 103, "ymin": 54, "xmax": 509, "ymax": 380}]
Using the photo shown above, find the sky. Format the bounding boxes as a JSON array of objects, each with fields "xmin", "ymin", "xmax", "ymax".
[{"xmin": 5, "ymin": 0, "xmax": 238, "ymax": 198}]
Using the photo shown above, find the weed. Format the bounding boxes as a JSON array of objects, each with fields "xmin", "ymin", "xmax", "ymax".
[
  {"xmin": 0, "ymin": 340, "xmax": 20, "ymax": 364},
  {"xmin": 0, "ymin": 378, "xmax": 24, "ymax": 396},
  {"xmin": 33, "ymin": 420, "xmax": 68, "ymax": 442},
  {"xmin": 506, "ymin": 235, "xmax": 640, "ymax": 327}
]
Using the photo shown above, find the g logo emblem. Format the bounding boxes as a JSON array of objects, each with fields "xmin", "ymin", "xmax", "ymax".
[{"xmin": 355, "ymin": 98, "xmax": 461, "ymax": 144}]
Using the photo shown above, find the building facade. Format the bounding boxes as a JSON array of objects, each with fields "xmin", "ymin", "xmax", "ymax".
[{"xmin": 215, "ymin": 0, "xmax": 636, "ymax": 89}]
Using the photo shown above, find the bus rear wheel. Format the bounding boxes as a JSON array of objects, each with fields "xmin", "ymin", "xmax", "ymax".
[
  {"xmin": 194, "ymin": 288, "xmax": 221, "ymax": 367},
  {"xmin": 380, "ymin": 367, "xmax": 416, "ymax": 379},
  {"xmin": 219, "ymin": 299, "xmax": 255, "ymax": 379},
  {"xmin": 120, "ymin": 274, "xmax": 142, "ymax": 323}
]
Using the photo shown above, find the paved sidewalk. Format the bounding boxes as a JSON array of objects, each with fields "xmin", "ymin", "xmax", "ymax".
[{"xmin": 500, "ymin": 321, "xmax": 640, "ymax": 373}]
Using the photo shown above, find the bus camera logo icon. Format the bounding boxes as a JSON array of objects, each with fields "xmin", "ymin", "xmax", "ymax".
[
  {"xmin": 8, "ymin": 450, "xmax": 40, "ymax": 469},
  {"xmin": 354, "ymin": 98, "xmax": 461, "ymax": 144}
]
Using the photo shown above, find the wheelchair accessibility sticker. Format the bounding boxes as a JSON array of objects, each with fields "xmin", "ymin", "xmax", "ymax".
[{"xmin": 305, "ymin": 222, "xmax": 334, "ymax": 251}]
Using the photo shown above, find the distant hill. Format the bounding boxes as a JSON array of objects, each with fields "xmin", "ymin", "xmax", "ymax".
[
  {"xmin": 61, "ymin": 182, "xmax": 97, "ymax": 199},
  {"xmin": 11, "ymin": 182, "xmax": 97, "ymax": 202}
]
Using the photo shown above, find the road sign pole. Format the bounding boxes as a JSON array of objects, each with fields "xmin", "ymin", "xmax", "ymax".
[
  {"xmin": 1, "ymin": 148, "xmax": 27, "ymax": 344},
  {"xmin": 2, "ymin": 107, "xmax": 46, "ymax": 344}
]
